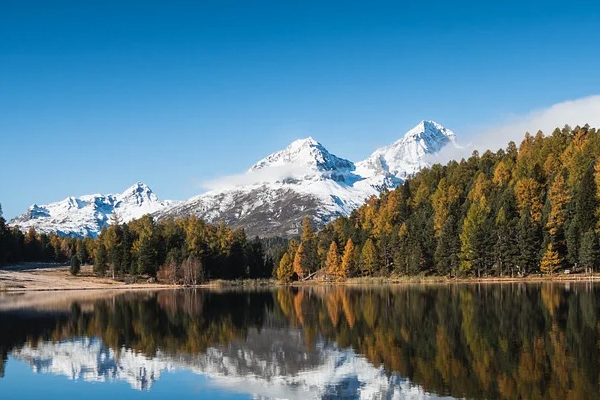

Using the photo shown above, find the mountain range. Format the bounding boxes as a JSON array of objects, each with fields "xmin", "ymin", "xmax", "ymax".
[{"xmin": 9, "ymin": 120, "xmax": 458, "ymax": 238}]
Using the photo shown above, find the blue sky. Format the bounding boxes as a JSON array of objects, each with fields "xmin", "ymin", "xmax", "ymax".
[{"xmin": 1, "ymin": 0, "xmax": 600, "ymax": 219}]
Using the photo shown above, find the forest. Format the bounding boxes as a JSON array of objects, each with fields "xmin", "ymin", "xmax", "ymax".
[
  {"xmin": 0, "ymin": 210, "xmax": 278, "ymax": 282},
  {"xmin": 277, "ymin": 124, "xmax": 600, "ymax": 280}
]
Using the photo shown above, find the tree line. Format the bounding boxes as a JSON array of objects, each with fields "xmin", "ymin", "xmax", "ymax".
[
  {"xmin": 278, "ymin": 124, "xmax": 600, "ymax": 280},
  {"xmin": 0, "ymin": 209, "xmax": 276, "ymax": 282}
]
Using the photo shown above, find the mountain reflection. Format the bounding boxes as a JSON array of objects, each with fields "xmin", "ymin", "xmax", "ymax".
[{"xmin": 1, "ymin": 284, "xmax": 600, "ymax": 399}]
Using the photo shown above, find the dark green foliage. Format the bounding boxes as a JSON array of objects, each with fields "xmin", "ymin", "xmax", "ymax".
[
  {"xmin": 94, "ymin": 243, "xmax": 108, "ymax": 276},
  {"xmin": 580, "ymin": 230, "xmax": 599, "ymax": 271},
  {"xmin": 70, "ymin": 256, "xmax": 81, "ymax": 276}
]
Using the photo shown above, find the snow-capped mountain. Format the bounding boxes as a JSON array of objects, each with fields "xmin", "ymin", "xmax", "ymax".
[
  {"xmin": 9, "ymin": 182, "xmax": 173, "ymax": 237},
  {"xmin": 10, "ymin": 121, "xmax": 458, "ymax": 238},
  {"xmin": 157, "ymin": 120, "xmax": 458, "ymax": 237},
  {"xmin": 355, "ymin": 120, "xmax": 458, "ymax": 189},
  {"xmin": 12, "ymin": 331, "xmax": 456, "ymax": 399}
]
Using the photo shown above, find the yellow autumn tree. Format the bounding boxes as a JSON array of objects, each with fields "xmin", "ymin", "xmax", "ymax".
[
  {"xmin": 277, "ymin": 252, "xmax": 294, "ymax": 282},
  {"xmin": 514, "ymin": 178, "xmax": 543, "ymax": 222},
  {"xmin": 493, "ymin": 160, "xmax": 511, "ymax": 187},
  {"xmin": 340, "ymin": 238, "xmax": 356, "ymax": 278},
  {"xmin": 432, "ymin": 178, "xmax": 461, "ymax": 236},
  {"xmin": 325, "ymin": 241, "xmax": 341, "ymax": 278},
  {"xmin": 546, "ymin": 174, "xmax": 570, "ymax": 237},
  {"xmin": 293, "ymin": 243, "xmax": 307, "ymax": 280},
  {"xmin": 540, "ymin": 242, "xmax": 561, "ymax": 275}
]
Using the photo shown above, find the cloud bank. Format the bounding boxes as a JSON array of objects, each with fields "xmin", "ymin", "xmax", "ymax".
[{"xmin": 202, "ymin": 164, "xmax": 316, "ymax": 191}]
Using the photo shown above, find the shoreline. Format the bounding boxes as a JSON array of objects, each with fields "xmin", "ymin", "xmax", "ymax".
[{"xmin": 2, "ymin": 263, "xmax": 600, "ymax": 293}]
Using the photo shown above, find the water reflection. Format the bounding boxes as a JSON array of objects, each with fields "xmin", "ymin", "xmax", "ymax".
[{"xmin": 1, "ymin": 284, "xmax": 600, "ymax": 399}]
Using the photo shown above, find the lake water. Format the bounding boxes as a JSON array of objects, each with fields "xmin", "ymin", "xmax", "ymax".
[{"xmin": 0, "ymin": 283, "xmax": 599, "ymax": 399}]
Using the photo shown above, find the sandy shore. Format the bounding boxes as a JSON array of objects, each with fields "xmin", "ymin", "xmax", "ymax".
[{"xmin": 0, "ymin": 263, "xmax": 172, "ymax": 292}]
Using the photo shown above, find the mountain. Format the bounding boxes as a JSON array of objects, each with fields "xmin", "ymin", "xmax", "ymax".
[
  {"xmin": 12, "ymin": 332, "xmax": 453, "ymax": 399},
  {"xmin": 10, "ymin": 121, "xmax": 458, "ymax": 238},
  {"xmin": 157, "ymin": 120, "xmax": 458, "ymax": 237},
  {"xmin": 9, "ymin": 182, "xmax": 173, "ymax": 237},
  {"xmin": 355, "ymin": 120, "xmax": 458, "ymax": 189}
]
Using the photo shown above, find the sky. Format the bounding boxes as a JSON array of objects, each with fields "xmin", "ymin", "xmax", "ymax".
[{"xmin": 1, "ymin": 0, "xmax": 600, "ymax": 219}]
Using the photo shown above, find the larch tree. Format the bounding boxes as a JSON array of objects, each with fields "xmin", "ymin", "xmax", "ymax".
[
  {"xmin": 325, "ymin": 241, "xmax": 341, "ymax": 278},
  {"xmin": 293, "ymin": 243, "xmax": 307, "ymax": 280},
  {"xmin": 540, "ymin": 242, "xmax": 561, "ymax": 275},
  {"xmin": 277, "ymin": 252, "xmax": 294, "ymax": 282},
  {"xmin": 340, "ymin": 238, "xmax": 356, "ymax": 278}
]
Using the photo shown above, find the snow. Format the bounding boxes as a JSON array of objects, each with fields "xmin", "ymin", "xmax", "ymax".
[
  {"xmin": 10, "ymin": 121, "xmax": 458, "ymax": 238},
  {"xmin": 12, "ymin": 331, "xmax": 459, "ymax": 399},
  {"xmin": 159, "ymin": 120, "xmax": 458, "ymax": 236},
  {"xmin": 9, "ymin": 182, "xmax": 174, "ymax": 238}
]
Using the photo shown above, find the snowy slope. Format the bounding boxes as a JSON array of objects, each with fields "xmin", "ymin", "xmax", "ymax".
[
  {"xmin": 355, "ymin": 120, "xmax": 458, "ymax": 189},
  {"xmin": 10, "ymin": 121, "xmax": 458, "ymax": 238},
  {"xmin": 12, "ymin": 330, "xmax": 457, "ymax": 399},
  {"xmin": 158, "ymin": 121, "xmax": 458, "ymax": 237},
  {"xmin": 9, "ymin": 182, "xmax": 173, "ymax": 238}
]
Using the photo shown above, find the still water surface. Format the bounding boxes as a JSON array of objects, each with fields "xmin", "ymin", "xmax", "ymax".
[{"xmin": 0, "ymin": 283, "xmax": 599, "ymax": 399}]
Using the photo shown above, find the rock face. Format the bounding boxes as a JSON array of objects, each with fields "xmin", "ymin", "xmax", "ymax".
[
  {"xmin": 10, "ymin": 121, "xmax": 458, "ymax": 238},
  {"xmin": 157, "ymin": 121, "xmax": 458, "ymax": 237},
  {"xmin": 9, "ymin": 182, "xmax": 173, "ymax": 238}
]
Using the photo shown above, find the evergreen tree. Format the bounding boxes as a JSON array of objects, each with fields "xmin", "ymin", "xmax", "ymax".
[
  {"xmin": 138, "ymin": 235, "xmax": 158, "ymax": 276},
  {"xmin": 579, "ymin": 230, "xmax": 599, "ymax": 272},
  {"xmin": 459, "ymin": 200, "xmax": 489, "ymax": 276},
  {"xmin": 577, "ymin": 163, "xmax": 598, "ymax": 233},
  {"xmin": 517, "ymin": 208, "xmax": 541, "ymax": 274},
  {"xmin": 435, "ymin": 215, "xmax": 461, "ymax": 276},
  {"xmin": 94, "ymin": 243, "xmax": 108, "ymax": 276},
  {"xmin": 70, "ymin": 255, "xmax": 81, "ymax": 276},
  {"xmin": 360, "ymin": 239, "xmax": 377, "ymax": 276}
]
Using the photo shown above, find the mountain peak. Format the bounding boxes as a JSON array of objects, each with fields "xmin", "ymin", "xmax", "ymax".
[
  {"xmin": 249, "ymin": 137, "xmax": 354, "ymax": 173},
  {"xmin": 403, "ymin": 120, "xmax": 456, "ymax": 142}
]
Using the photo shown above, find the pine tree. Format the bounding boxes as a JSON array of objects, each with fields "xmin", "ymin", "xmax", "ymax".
[
  {"xmin": 517, "ymin": 207, "xmax": 541, "ymax": 275},
  {"xmin": 579, "ymin": 230, "xmax": 599, "ymax": 272},
  {"xmin": 577, "ymin": 163, "xmax": 598, "ymax": 233},
  {"xmin": 360, "ymin": 239, "xmax": 377, "ymax": 276},
  {"xmin": 435, "ymin": 215, "xmax": 461, "ymax": 276},
  {"xmin": 94, "ymin": 243, "xmax": 108, "ymax": 276},
  {"xmin": 70, "ymin": 255, "xmax": 81, "ymax": 276},
  {"xmin": 459, "ymin": 200, "xmax": 488, "ymax": 276},
  {"xmin": 277, "ymin": 252, "xmax": 294, "ymax": 282},
  {"xmin": 138, "ymin": 235, "xmax": 158, "ymax": 276},
  {"xmin": 540, "ymin": 242, "xmax": 561, "ymax": 275},
  {"xmin": 325, "ymin": 241, "xmax": 341, "ymax": 278}
]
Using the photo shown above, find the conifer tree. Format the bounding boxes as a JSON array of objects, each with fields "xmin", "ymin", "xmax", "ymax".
[
  {"xmin": 70, "ymin": 255, "xmax": 81, "ymax": 276},
  {"xmin": 579, "ymin": 230, "xmax": 599, "ymax": 272},
  {"xmin": 340, "ymin": 238, "xmax": 356, "ymax": 278},
  {"xmin": 540, "ymin": 242, "xmax": 561, "ymax": 275},
  {"xmin": 94, "ymin": 243, "xmax": 108, "ymax": 276},
  {"xmin": 300, "ymin": 217, "xmax": 318, "ymax": 273},
  {"xmin": 293, "ymin": 243, "xmax": 307, "ymax": 280},
  {"xmin": 459, "ymin": 200, "xmax": 488, "ymax": 276},
  {"xmin": 435, "ymin": 215, "xmax": 461, "ymax": 276},
  {"xmin": 325, "ymin": 241, "xmax": 341, "ymax": 278},
  {"xmin": 277, "ymin": 252, "xmax": 294, "ymax": 282},
  {"xmin": 576, "ymin": 163, "xmax": 598, "ymax": 234},
  {"xmin": 360, "ymin": 239, "xmax": 377, "ymax": 276},
  {"xmin": 517, "ymin": 207, "xmax": 541, "ymax": 274}
]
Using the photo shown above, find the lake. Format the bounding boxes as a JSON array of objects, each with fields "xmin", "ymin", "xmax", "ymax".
[{"xmin": 0, "ymin": 283, "xmax": 598, "ymax": 399}]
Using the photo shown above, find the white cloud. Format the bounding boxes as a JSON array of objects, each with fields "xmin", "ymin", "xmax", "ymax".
[
  {"xmin": 202, "ymin": 164, "xmax": 315, "ymax": 191},
  {"xmin": 430, "ymin": 95, "xmax": 600, "ymax": 165}
]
